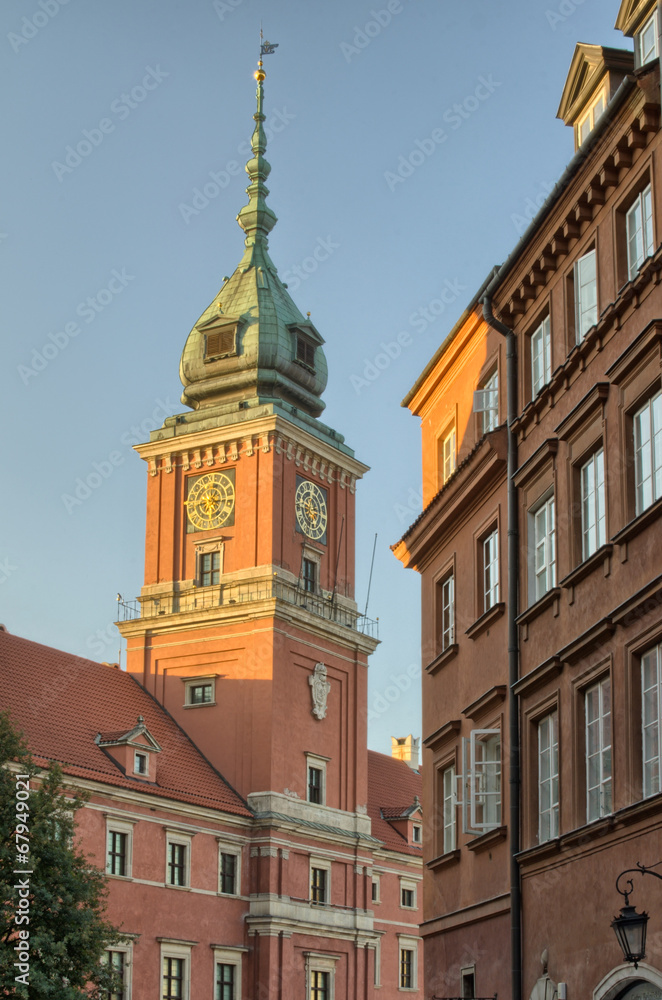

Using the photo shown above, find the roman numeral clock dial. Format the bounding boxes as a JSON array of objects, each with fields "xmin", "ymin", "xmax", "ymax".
[
  {"xmin": 295, "ymin": 477, "xmax": 328, "ymax": 543},
  {"xmin": 185, "ymin": 471, "xmax": 236, "ymax": 531}
]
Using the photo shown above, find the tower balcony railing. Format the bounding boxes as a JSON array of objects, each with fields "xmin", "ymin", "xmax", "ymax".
[{"xmin": 117, "ymin": 577, "xmax": 379, "ymax": 638}]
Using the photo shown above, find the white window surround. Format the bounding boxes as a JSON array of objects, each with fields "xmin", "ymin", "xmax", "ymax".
[
  {"xmin": 442, "ymin": 425, "xmax": 456, "ymax": 484},
  {"xmin": 538, "ymin": 711, "xmax": 559, "ymax": 843},
  {"xmin": 399, "ymin": 877, "xmax": 417, "ymax": 910},
  {"xmin": 165, "ymin": 831, "xmax": 192, "ymax": 888},
  {"xmin": 642, "ymin": 643, "xmax": 662, "ymax": 799},
  {"xmin": 442, "ymin": 764, "xmax": 456, "ymax": 854},
  {"xmin": 159, "ymin": 940, "xmax": 192, "ymax": 1000},
  {"xmin": 574, "ymin": 248, "xmax": 598, "ymax": 341},
  {"xmin": 309, "ymin": 856, "xmax": 332, "ymax": 905},
  {"xmin": 103, "ymin": 942, "xmax": 133, "ymax": 1000},
  {"xmin": 440, "ymin": 573, "xmax": 455, "ymax": 651},
  {"xmin": 305, "ymin": 752, "xmax": 330, "ymax": 806},
  {"xmin": 195, "ymin": 539, "xmax": 225, "ymax": 586},
  {"xmin": 372, "ymin": 939, "xmax": 381, "ymax": 988},
  {"xmin": 581, "ymin": 449, "xmax": 606, "ymax": 560},
  {"xmin": 304, "ymin": 951, "xmax": 339, "ymax": 1000},
  {"xmin": 626, "ymin": 184, "xmax": 654, "ymax": 280},
  {"xmin": 634, "ymin": 390, "xmax": 662, "ymax": 515},
  {"xmin": 577, "ymin": 87, "xmax": 606, "ymax": 145},
  {"xmin": 397, "ymin": 936, "xmax": 419, "ymax": 992},
  {"xmin": 105, "ymin": 816, "xmax": 135, "ymax": 879},
  {"xmin": 637, "ymin": 10, "xmax": 659, "ymax": 66},
  {"xmin": 585, "ymin": 676, "xmax": 612, "ymax": 822},
  {"xmin": 133, "ymin": 751, "xmax": 148, "ymax": 776},
  {"xmin": 483, "ymin": 528, "xmax": 499, "ymax": 611},
  {"xmin": 371, "ymin": 873, "xmax": 381, "ymax": 904},
  {"xmin": 529, "ymin": 493, "xmax": 556, "ymax": 605},
  {"xmin": 183, "ymin": 674, "xmax": 217, "ymax": 708},
  {"xmin": 217, "ymin": 840, "xmax": 242, "ymax": 896},
  {"xmin": 412, "ymin": 823, "xmax": 422, "ymax": 844},
  {"xmin": 213, "ymin": 945, "xmax": 247, "ymax": 1000},
  {"xmin": 460, "ymin": 729, "xmax": 502, "ymax": 835},
  {"xmin": 531, "ymin": 315, "xmax": 552, "ymax": 397},
  {"xmin": 461, "ymin": 966, "xmax": 477, "ymax": 999}
]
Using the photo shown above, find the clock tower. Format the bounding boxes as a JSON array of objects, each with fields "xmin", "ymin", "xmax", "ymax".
[{"xmin": 118, "ymin": 60, "xmax": 378, "ymax": 821}]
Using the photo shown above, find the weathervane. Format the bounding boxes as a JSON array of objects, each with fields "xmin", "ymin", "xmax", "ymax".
[{"xmin": 259, "ymin": 26, "xmax": 278, "ymax": 60}]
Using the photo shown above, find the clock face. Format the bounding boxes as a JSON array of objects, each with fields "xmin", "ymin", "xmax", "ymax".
[
  {"xmin": 185, "ymin": 471, "xmax": 235, "ymax": 532},
  {"xmin": 295, "ymin": 477, "xmax": 328, "ymax": 543}
]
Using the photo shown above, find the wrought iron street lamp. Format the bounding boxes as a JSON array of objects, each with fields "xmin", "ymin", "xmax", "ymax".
[{"xmin": 612, "ymin": 862, "xmax": 662, "ymax": 968}]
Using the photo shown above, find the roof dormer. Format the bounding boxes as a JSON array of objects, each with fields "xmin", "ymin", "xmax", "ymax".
[
  {"xmin": 557, "ymin": 44, "xmax": 634, "ymax": 150},
  {"xmin": 616, "ymin": 0, "xmax": 660, "ymax": 69},
  {"xmin": 380, "ymin": 797, "xmax": 423, "ymax": 846},
  {"xmin": 95, "ymin": 715, "xmax": 162, "ymax": 782}
]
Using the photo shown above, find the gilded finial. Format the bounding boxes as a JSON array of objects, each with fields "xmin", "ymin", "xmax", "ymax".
[{"xmin": 237, "ymin": 31, "xmax": 279, "ymax": 248}]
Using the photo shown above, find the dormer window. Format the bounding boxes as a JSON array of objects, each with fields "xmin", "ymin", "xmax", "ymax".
[
  {"xmin": 204, "ymin": 323, "xmax": 238, "ymax": 360},
  {"xmin": 134, "ymin": 752, "xmax": 147, "ymax": 775},
  {"xmin": 412, "ymin": 824, "xmax": 422, "ymax": 844},
  {"xmin": 636, "ymin": 10, "xmax": 659, "ymax": 67},
  {"xmin": 577, "ymin": 88, "xmax": 606, "ymax": 146},
  {"xmin": 296, "ymin": 335, "xmax": 315, "ymax": 371}
]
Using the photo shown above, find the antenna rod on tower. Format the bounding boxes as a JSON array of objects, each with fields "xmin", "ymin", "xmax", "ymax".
[
  {"xmin": 331, "ymin": 516, "xmax": 345, "ymax": 605},
  {"xmin": 364, "ymin": 533, "xmax": 378, "ymax": 617}
]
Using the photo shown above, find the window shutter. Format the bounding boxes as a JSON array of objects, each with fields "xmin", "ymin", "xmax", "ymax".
[
  {"xmin": 296, "ymin": 337, "xmax": 315, "ymax": 369},
  {"xmin": 206, "ymin": 327, "xmax": 235, "ymax": 358}
]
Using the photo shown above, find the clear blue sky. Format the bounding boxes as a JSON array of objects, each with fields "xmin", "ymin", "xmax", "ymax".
[{"xmin": 1, "ymin": 0, "xmax": 627, "ymax": 754}]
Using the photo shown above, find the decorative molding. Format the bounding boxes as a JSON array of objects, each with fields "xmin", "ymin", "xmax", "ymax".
[
  {"xmin": 463, "ymin": 685, "xmax": 507, "ymax": 722},
  {"xmin": 309, "ymin": 663, "xmax": 331, "ymax": 721}
]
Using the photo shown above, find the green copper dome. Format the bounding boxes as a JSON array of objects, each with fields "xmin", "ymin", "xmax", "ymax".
[{"xmin": 180, "ymin": 67, "xmax": 328, "ymax": 418}]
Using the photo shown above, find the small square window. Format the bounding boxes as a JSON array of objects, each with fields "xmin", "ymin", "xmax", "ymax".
[{"xmin": 189, "ymin": 683, "xmax": 213, "ymax": 705}]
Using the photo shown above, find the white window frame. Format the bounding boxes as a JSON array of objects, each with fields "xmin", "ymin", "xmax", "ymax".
[
  {"xmin": 538, "ymin": 711, "xmax": 559, "ymax": 843},
  {"xmin": 483, "ymin": 528, "xmax": 499, "ymax": 611},
  {"xmin": 442, "ymin": 426, "xmax": 456, "ymax": 484},
  {"xmin": 574, "ymin": 248, "xmax": 598, "ymax": 341},
  {"xmin": 309, "ymin": 856, "xmax": 331, "ymax": 905},
  {"xmin": 305, "ymin": 752, "xmax": 329, "ymax": 806},
  {"xmin": 481, "ymin": 369, "xmax": 499, "ymax": 433},
  {"xmin": 581, "ymin": 448, "xmax": 606, "ymax": 560},
  {"xmin": 577, "ymin": 88, "xmax": 606, "ymax": 145},
  {"xmin": 399, "ymin": 877, "xmax": 417, "ymax": 910},
  {"xmin": 530, "ymin": 493, "xmax": 556, "ymax": 604},
  {"xmin": 372, "ymin": 940, "xmax": 381, "ymax": 988},
  {"xmin": 637, "ymin": 10, "xmax": 659, "ymax": 66},
  {"xmin": 184, "ymin": 675, "xmax": 216, "ymax": 708},
  {"xmin": 371, "ymin": 872, "xmax": 381, "ymax": 904},
  {"xmin": 217, "ymin": 839, "xmax": 242, "ymax": 896},
  {"xmin": 103, "ymin": 942, "xmax": 132, "ymax": 1000},
  {"xmin": 165, "ymin": 832, "xmax": 192, "ymax": 888},
  {"xmin": 304, "ymin": 951, "xmax": 339, "ymax": 1000},
  {"xmin": 213, "ymin": 945, "xmax": 246, "ymax": 1000},
  {"xmin": 440, "ymin": 572, "xmax": 455, "ymax": 650},
  {"xmin": 133, "ymin": 751, "xmax": 148, "ymax": 776},
  {"xmin": 105, "ymin": 817, "xmax": 135, "ymax": 879},
  {"xmin": 627, "ymin": 184, "xmax": 654, "ymax": 280},
  {"xmin": 159, "ymin": 941, "xmax": 191, "ymax": 1000},
  {"xmin": 642, "ymin": 643, "xmax": 662, "ymax": 799},
  {"xmin": 531, "ymin": 315, "xmax": 552, "ymax": 397},
  {"xmin": 442, "ymin": 763, "xmax": 456, "ymax": 854},
  {"xmin": 585, "ymin": 676, "xmax": 612, "ymax": 822},
  {"xmin": 460, "ymin": 729, "xmax": 502, "ymax": 835},
  {"xmin": 412, "ymin": 823, "xmax": 422, "ymax": 844},
  {"xmin": 634, "ymin": 389, "xmax": 662, "ymax": 515},
  {"xmin": 397, "ymin": 936, "xmax": 419, "ymax": 992},
  {"xmin": 461, "ymin": 966, "xmax": 477, "ymax": 999}
]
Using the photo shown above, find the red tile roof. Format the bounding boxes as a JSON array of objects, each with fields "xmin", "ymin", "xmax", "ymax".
[
  {"xmin": 367, "ymin": 750, "xmax": 422, "ymax": 856},
  {"xmin": 0, "ymin": 629, "xmax": 250, "ymax": 817}
]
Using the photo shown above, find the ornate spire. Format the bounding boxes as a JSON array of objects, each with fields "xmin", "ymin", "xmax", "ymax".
[{"xmin": 236, "ymin": 57, "xmax": 278, "ymax": 250}]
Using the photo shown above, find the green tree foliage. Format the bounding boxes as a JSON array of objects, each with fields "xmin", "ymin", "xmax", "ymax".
[{"xmin": 0, "ymin": 711, "xmax": 126, "ymax": 998}]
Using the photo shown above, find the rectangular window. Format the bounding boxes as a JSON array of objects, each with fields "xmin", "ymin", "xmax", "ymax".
[
  {"xmin": 302, "ymin": 558, "xmax": 317, "ymax": 593},
  {"xmin": 106, "ymin": 950, "xmax": 126, "ymax": 1000},
  {"xmin": 167, "ymin": 842, "xmax": 187, "ymax": 887},
  {"xmin": 371, "ymin": 878, "xmax": 379, "ymax": 902},
  {"xmin": 412, "ymin": 824, "xmax": 421, "ymax": 843},
  {"xmin": 134, "ymin": 752, "xmax": 147, "ymax": 775},
  {"xmin": 586, "ymin": 676, "xmax": 612, "ymax": 821},
  {"xmin": 642, "ymin": 644, "xmax": 662, "ymax": 798},
  {"xmin": 634, "ymin": 390, "xmax": 662, "ymax": 514},
  {"xmin": 216, "ymin": 963, "xmax": 235, "ymax": 1000},
  {"xmin": 189, "ymin": 682, "xmax": 213, "ymax": 705},
  {"xmin": 532, "ymin": 495, "xmax": 555, "ymax": 602},
  {"xmin": 220, "ymin": 852, "xmax": 237, "ymax": 895},
  {"xmin": 162, "ymin": 957, "xmax": 184, "ymax": 1000},
  {"xmin": 443, "ymin": 764, "xmax": 456, "ymax": 854},
  {"xmin": 297, "ymin": 336, "xmax": 315, "ymax": 370},
  {"xmin": 308, "ymin": 766, "xmax": 323, "ymax": 804},
  {"xmin": 201, "ymin": 551, "xmax": 221, "ymax": 587},
  {"xmin": 627, "ymin": 185, "xmax": 654, "ymax": 279},
  {"xmin": 577, "ymin": 91, "xmax": 606, "ymax": 145},
  {"xmin": 310, "ymin": 971, "xmax": 329, "ymax": 1000},
  {"xmin": 107, "ymin": 831, "xmax": 127, "ymax": 877},
  {"xmin": 461, "ymin": 969, "xmax": 476, "ymax": 999},
  {"xmin": 637, "ymin": 11, "xmax": 659, "ymax": 65},
  {"xmin": 574, "ymin": 249, "xmax": 597, "ymax": 341},
  {"xmin": 581, "ymin": 449, "xmax": 606, "ymax": 559},
  {"xmin": 482, "ymin": 369, "xmax": 499, "ymax": 433},
  {"xmin": 401, "ymin": 886, "xmax": 415, "ymax": 908},
  {"xmin": 440, "ymin": 573, "xmax": 455, "ymax": 651},
  {"xmin": 400, "ymin": 949, "xmax": 414, "ymax": 990},
  {"xmin": 311, "ymin": 866, "xmax": 327, "ymax": 904},
  {"xmin": 462, "ymin": 729, "xmax": 501, "ymax": 834},
  {"xmin": 483, "ymin": 529, "xmax": 499, "ymax": 611},
  {"xmin": 531, "ymin": 315, "xmax": 552, "ymax": 397},
  {"xmin": 443, "ymin": 427, "xmax": 456, "ymax": 483},
  {"xmin": 538, "ymin": 711, "xmax": 559, "ymax": 843}
]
